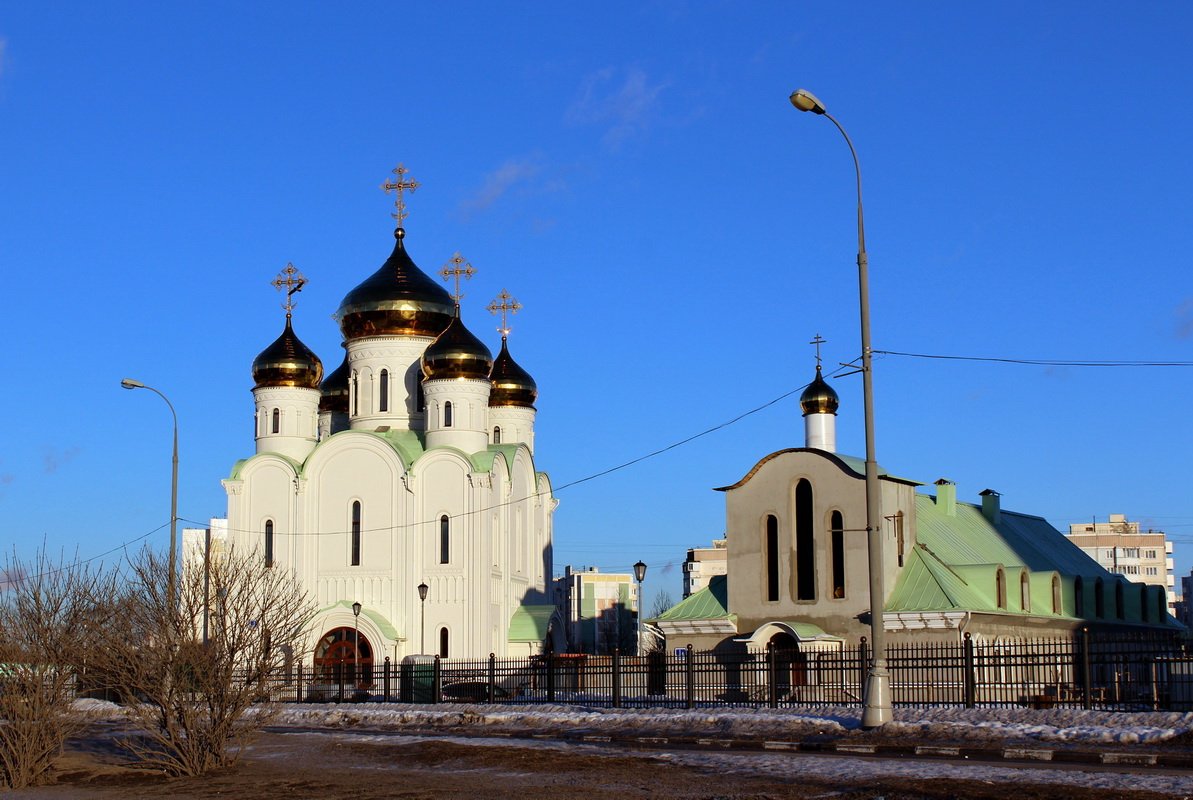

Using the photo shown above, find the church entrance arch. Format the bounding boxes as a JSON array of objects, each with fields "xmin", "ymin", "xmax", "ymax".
[
  {"xmin": 314, "ymin": 626, "xmax": 374, "ymax": 686},
  {"xmin": 767, "ymin": 631, "xmax": 808, "ymax": 693}
]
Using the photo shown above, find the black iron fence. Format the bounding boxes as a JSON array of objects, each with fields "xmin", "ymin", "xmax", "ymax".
[{"xmin": 261, "ymin": 629, "xmax": 1193, "ymax": 712}]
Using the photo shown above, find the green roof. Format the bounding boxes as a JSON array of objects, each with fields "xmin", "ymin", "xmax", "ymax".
[
  {"xmin": 509, "ymin": 604, "xmax": 554, "ymax": 642},
  {"xmin": 316, "ymin": 600, "xmax": 401, "ymax": 641},
  {"xmin": 652, "ymin": 575, "xmax": 734, "ymax": 623}
]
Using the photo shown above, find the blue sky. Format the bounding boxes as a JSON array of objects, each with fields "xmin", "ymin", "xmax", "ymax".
[{"xmin": 2, "ymin": 3, "xmax": 1192, "ymax": 608}]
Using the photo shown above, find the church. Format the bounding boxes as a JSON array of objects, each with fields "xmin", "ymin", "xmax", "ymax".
[{"xmin": 187, "ymin": 166, "xmax": 561, "ymax": 673}]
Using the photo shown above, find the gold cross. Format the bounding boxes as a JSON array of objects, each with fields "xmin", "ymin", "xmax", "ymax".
[
  {"xmin": 810, "ymin": 333, "xmax": 826, "ymax": 369},
  {"xmin": 487, "ymin": 289, "xmax": 522, "ymax": 337},
  {"xmin": 380, "ymin": 163, "xmax": 420, "ymax": 228},
  {"xmin": 440, "ymin": 252, "xmax": 476, "ymax": 304},
  {"xmin": 271, "ymin": 262, "xmax": 307, "ymax": 316}
]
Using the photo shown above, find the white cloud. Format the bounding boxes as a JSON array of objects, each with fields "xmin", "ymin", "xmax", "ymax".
[
  {"xmin": 1175, "ymin": 297, "xmax": 1193, "ymax": 339},
  {"xmin": 566, "ymin": 67, "xmax": 668, "ymax": 148},
  {"xmin": 459, "ymin": 157, "xmax": 543, "ymax": 217}
]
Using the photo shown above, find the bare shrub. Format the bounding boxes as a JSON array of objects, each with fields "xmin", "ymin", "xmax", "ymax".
[
  {"xmin": 92, "ymin": 546, "xmax": 311, "ymax": 776},
  {"xmin": 0, "ymin": 551, "xmax": 109, "ymax": 790}
]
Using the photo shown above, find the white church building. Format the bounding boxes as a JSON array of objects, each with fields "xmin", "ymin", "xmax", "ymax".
[{"xmin": 184, "ymin": 166, "xmax": 560, "ymax": 675}]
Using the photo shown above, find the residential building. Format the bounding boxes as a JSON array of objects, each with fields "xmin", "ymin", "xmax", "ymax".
[
  {"xmin": 554, "ymin": 566, "xmax": 640, "ymax": 654},
  {"xmin": 1065, "ymin": 515, "xmax": 1176, "ymax": 615},
  {"xmin": 683, "ymin": 538, "xmax": 728, "ymax": 598}
]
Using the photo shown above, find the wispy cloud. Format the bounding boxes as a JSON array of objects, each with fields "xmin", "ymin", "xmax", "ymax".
[
  {"xmin": 43, "ymin": 446, "xmax": 81, "ymax": 474},
  {"xmin": 566, "ymin": 67, "xmax": 668, "ymax": 148},
  {"xmin": 459, "ymin": 157, "xmax": 543, "ymax": 217},
  {"xmin": 1175, "ymin": 298, "xmax": 1193, "ymax": 339}
]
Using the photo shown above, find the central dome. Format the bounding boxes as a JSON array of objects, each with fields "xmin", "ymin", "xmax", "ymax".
[{"xmin": 335, "ymin": 229, "xmax": 456, "ymax": 339}]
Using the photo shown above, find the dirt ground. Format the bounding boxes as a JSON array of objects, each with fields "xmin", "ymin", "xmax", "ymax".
[{"xmin": 11, "ymin": 721, "xmax": 1192, "ymax": 800}]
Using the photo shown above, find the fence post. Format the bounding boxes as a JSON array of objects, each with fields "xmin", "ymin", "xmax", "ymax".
[
  {"xmin": 297, "ymin": 662, "xmax": 304, "ymax": 704},
  {"xmin": 547, "ymin": 652, "xmax": 556, "ymax": 703},
  {"xmin": 685, "ymin": 644, "xmax": 695, "ymax": 709},
  {"xmin": 1151, "ymin": 660, "xmax": 1160, "ymax": 712},
  {"xmin": 963, "ymin": 632, "xmax": 976, "ymax": 708},
  {"xmin": 336, "ymin": 662, "xmax": 344, "ymax": 703},
  {"xmin": 612, "ymin": 648, "xmax": 622, "ymax": 709},
  {"xmin": 488, "ymin": 653, "xmax": 496, "ymax": 704},
  {"xmin": 383, "ymin": 657, "xmax": 391, "ymax": 702},
  {"xmin": 1080, "ymin": 627, "xmax": 1093, "ymax": 710},
  {"xmin": 858, "ymin": 637, "xmax": 869, "ymax": 704},
  {"xmin": 432, "ymin": 655, "xmax": 441, "ymax": 705},
  {"xmin": 766, "ymin": 643, "xmax": 777, "ymax": 709}
]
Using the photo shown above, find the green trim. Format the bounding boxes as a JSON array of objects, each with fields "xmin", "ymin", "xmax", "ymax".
[
  {"xmin": 509, "ymin": 604, "xmax": 554, "ymax": 642},
  {"xmin": 315, "ymin": 600, "xmax": 401, "ymax": 641}
]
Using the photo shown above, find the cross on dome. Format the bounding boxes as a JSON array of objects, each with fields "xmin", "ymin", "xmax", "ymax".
[
  {"xmin": 487, "ymin": 289, "xmax": 522, "ymax": 337},
  {"xmin": 810, "ymin": 333, "xmax": 827, "ymax": 370},
  {"xmin": 271, "ymin": 262, "xmax": 307, "ymax": 318},
  {"xmin": 440, "ymin": 252, "xmax": 476, "ymax": 305},
  {"xmin": 380, "ymin": 163, "xmax": 420, "ymax": 229}
]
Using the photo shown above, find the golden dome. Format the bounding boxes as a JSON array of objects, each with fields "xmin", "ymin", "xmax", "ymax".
[
  {"xmin": 800, "ymin": 366, "xmax": 839, "ymax": 415},
  {"xmin": 421, "ymin": 312, "xmax": 493, "ymax": 381},
  {"xmin": 334, "ymin": 229, "xmax": 456, "ymax": 340},
  {"xmin": 252, "ymin": 316, "xmax": 324, "ymax": 390},
  {"xmin": 319, "ymin": 347, "xmax": 350, "ymax": 413},
  {"xmin": 489, "ymin": 338, "xmax": 537, "ymax": 408}
]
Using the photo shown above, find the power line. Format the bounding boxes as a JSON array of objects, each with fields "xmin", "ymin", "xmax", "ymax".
[{"xmin": 876, "ymin": 350, "xmax": 1193, "ymax": 368}]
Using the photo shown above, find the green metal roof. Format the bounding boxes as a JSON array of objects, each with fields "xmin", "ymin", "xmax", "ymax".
[
  {"xmin": 652, "ymin": 575, "xmax": 734, "ymax": 623},
  {"xmin": 508, "ymin": 604, "xmax": 554, "ymax": 642},
  {"xmin": 316, "ymin": 599, "xmax": 401, "ymax": 641}
]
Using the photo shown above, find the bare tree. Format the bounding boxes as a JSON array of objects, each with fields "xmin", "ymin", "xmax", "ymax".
[
  {"xmin": 644, "ymin": 590, "xmax": 674, "ymax": 654},
  {"xmin": 0, "ymin": 550, "xmax": 109, "ymax": 790},
  {"xmin": 92, "ymin": 546, "xmax": 311, "ymax": 777}
]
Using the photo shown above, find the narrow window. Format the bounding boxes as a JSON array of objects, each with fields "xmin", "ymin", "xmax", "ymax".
[
  {"xmin": 438, "ymin": 627, "xmax": 449, "ymax": 659},
  {"xmin": 1115, "ymin": 581, "xmax": 1125, "ymax": 620},
  {"xmin": 492, "ymin": 426, "xmax": 501, "ymax": 444},
  {"xmin": 271, "ymin": 408, "xmax": 280, "ymax": 434},
  {"xmin": 1141, "ymin": 585, "xmax": 1150, "ymax": 623},
  {"xmin": 351, "ymin": 371, "xmax": 359, "ymax": 416},
  {"xmin": 765, "ymin": 515, "xmax": 779, "ymax": 602},
  {"xmin": 830, "ymin": 510, "xmax": 845, "ymax": 599},
  {"xmin": 439, "ymin": 515, "xmax": 450, "ymax": 564},
  {"xmin": 1074, "ymin": 576, "xmax": 1085, "ymax": 617},
  {"xmin": 1051, "ymin": 575, "xmax": 1061, "ymax": 614},
  {"xmin": 444, "ymin": 401, "xmax": 453, "ymax": 428},
  {"xmin": 795, "ymin": 479, "xmax": 815, "ymax": 601},
  {"xmin": 995, "ymin": 568, "xmax": 1007, "ymax": 609},
  {"xmin": 379, "ymin": 369, "xmax": 389, "ymax": 412},
  {"xmin": 351, "ymin": 501, "xmax": 361, "ymax": 566},
  {"xmin": 1020, "ymin": 571, "xmax": 1029, "ymax": 612},
  {"xmin": 1094, "ymin": 577, "xmax": 1105, "ymax": 618},
  {"xmin": 264, "ymin": 520, "xmax": 274, "ymax": 568}
]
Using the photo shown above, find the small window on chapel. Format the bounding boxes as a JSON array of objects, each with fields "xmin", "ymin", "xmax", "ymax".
[
  {"xmin": 351, "ymin": 501, "xmax": 362, "ymax": 567},
  {"xmin": 264, "ymin": 520, "xmax": 274, "ymax": 568},
  {"xmin": 444, "ymin": 401, "xmax": 453, "ymax": 428},
  {"xmin": 379, "ymin": 369, "xmax": 389, "ymax": 413},
  {"xmin": 440, "ymin": 515, "xmax": 450, "ymax": 564},
  {"xmin": 492, "ymin": 426, "xmax": 501, "ymax": 444}
]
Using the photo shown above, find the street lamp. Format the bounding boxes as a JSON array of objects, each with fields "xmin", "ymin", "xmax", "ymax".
[
  {"xmin": 121, "ymin": 378, "xmax": 179, "ymax": 606},
  {"xmin": 417, "ymin": 582, "xmax": 429, "ymax": 655},
  {"xmin": 789, "ymin": 88, "xmax": 891, "ymax": 728},
  {"xmin": 352, "ymin": 601, "xmax": 362, "ymax": 687},
  {"xmin": 633, "ymin": 561, "xmax": 647, "ymax": 656}
]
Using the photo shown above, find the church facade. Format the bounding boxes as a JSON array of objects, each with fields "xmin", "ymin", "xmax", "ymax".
[{"xmin": 188, "ymin": 166, "xmax": 560, "ymax": 672}]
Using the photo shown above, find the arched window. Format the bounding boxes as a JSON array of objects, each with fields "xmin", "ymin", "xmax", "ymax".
[
  {"xmin": 765, "ymin": 515, "xmax": 779, "ymax": 602},
  {"xmin": 1052, "ymin": 575, "xmax": 1061, "ymax": 614},
  {"xmin": 351, "ymin": 501, "xmax": 361, "ymax": 567},
  {"xmin": 1141, "ymin": 584, "xmax": 1150, "ymax": 623},
  {"xmin": 1074, "ymin": 576, "xmax": 1085, "ymax": 617},
  {"xmin": 830, "ymin": 510, "xmax": 845, "ymax": 599},
  {"xmin": 492, "ymin": 426, "xmax": 501, "ymax": 444},
  {"xmin": 439, "ymin": 515, "xmax": 450, "ymax": 564},
  {"xmin": 1094, "ymin": 577, "xmax": 1105, "ymax": 618},
  {"xmin": 271, "ymin": 408, "xmax": 280, "ymax": 434},
  {"xmin": 439, "ymin": 627, "xmax": 449, "ymax": 659},
  {"xmin": 378, "ymin": 369, "xmax": 389, "ymax": 413},
  {"xmin": 264, "ymin": 520, "xmax": 274, "ymax": 568},
  {"xmin": 351, "ymin": 372, "xmax": 358, "ymax": 416},
  {"xmin": 1020, "ymin": 571, "xmax": 1030, "ymax": 612},
  {"xmin": 995, "ymin": 568, "xmax": 1007, "ymax": 609},
  {"xmin": 1115, "ymin": 581, "xmax": 1125, "ymax": 620},
  {"xmin": 444, "ymin": 401, "xmax": 454, "ymax": 428},
  {"xmin": 795, "ymin": 479, "xmax": 815, "ymax": 601}
]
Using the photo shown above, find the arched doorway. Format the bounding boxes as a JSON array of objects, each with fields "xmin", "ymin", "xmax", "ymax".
[
  {"xmin": 314, "ymin": 626, "xmax": 374, "ymax": 686},
  {"xmin": 768, "ymin": 632, "xmax": 808, "ymax": 695}
]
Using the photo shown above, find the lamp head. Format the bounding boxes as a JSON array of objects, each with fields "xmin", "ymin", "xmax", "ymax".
[
  {"xmin": 789, "ymin": 89, "xmax": 826, "ymax": 114},
  {"xmin": 121, "ymin": 378, "xmax": 145, "ymax": 390},
  {"xmin": 352, "ymin": 601, "xmax": 362, "ymax": 617},
  {"xmin": 633, "ymin": 560, "xmax": 647, "ymax": 582},
  {"xmin": 417, "ymin": 582, "xmax": 429, "ymax": 602}
]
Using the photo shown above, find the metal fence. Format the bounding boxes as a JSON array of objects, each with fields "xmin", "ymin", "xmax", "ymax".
[{"xmin": 260, "ymin": 629, "xmax": 1193, "ymax": 712}]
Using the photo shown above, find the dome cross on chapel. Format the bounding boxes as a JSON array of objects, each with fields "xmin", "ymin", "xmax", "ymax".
[
  {"xmin": 487, "ymin": 289, "xmax": 522, "ymax": 339},
  {"xmin": 271, "ymin": 262, "xmax": 307, "ymax": 319},
  {"xmin": 380, "ymin": 163, "xmax": 420, "ymax": 231}
]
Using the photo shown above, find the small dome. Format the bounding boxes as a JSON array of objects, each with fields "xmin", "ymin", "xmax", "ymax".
[
  {"xmin": 800, "ymin": 366, "xmax": 838, "ymax": 416},
  {"xmin": 319, "ymin": 347, "xmax": 350, "ymax": 413},
  {"xmin": 490, "ymin": 338, "xmax": 537, "ymax": 408},
  {"xmin": 252, "ymin": 317, "xmax": 323, "ymax": 390},
  {"xmin": 334, "ymin": 229, "xmax": 456, "ymax": 340},
  {"xmin": 421, "ymin": 313, "xmax": 493, "ymax": 381}
]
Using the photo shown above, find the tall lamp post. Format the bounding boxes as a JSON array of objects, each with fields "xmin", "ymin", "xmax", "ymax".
[
  {"xmin": 417, "ymin": 582, "xmax": 429, "ymax": 655},
  {"xmin": 121, "ymin": 378, "xmax": 179, "ymax": 606},
  {"xmin": 352, "ymin": 601, "xmax": 362, "ymax": 687},
  {"xmin": 789, "ymin": 88, "xmax": 891, "ymax": 728},
  {"xmin": 633, "ymin": 561, "xmax": 647, "ymax": 656}
]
